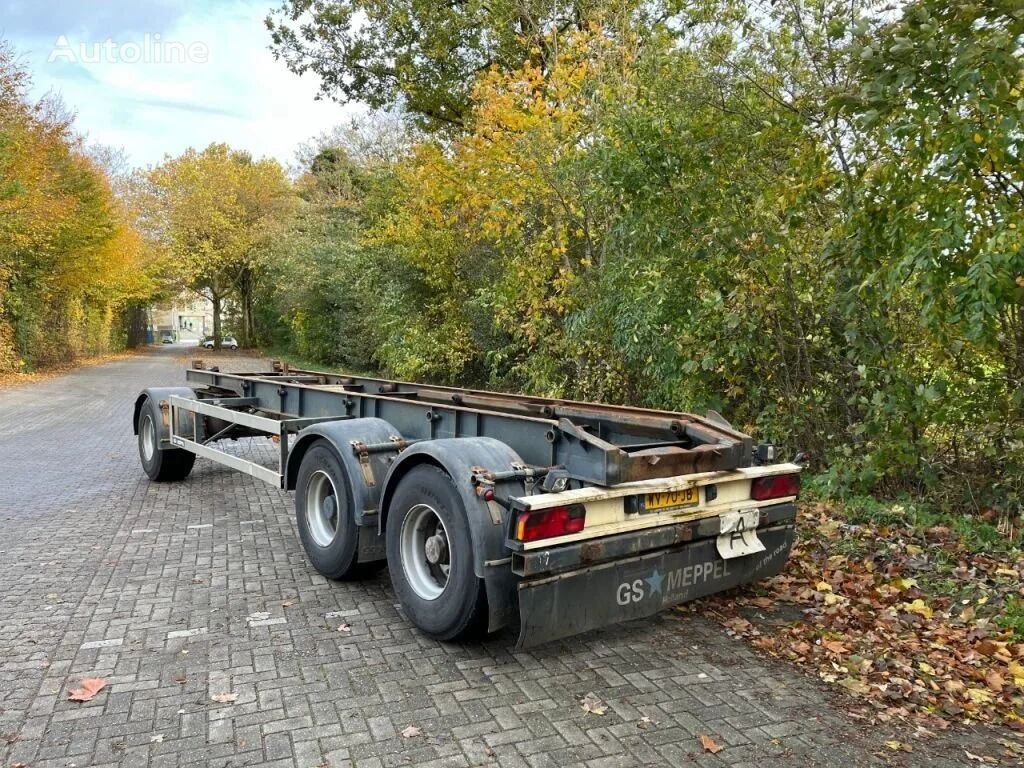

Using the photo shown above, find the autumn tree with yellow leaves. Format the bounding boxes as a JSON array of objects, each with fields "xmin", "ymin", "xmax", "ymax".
[
  {"xmin": 0, "ymin": 42, "xmax": 155, "ymax": 372},
  {"xmin": 143, "ymin": 144, "xmax": 294, "ymax": 347}
]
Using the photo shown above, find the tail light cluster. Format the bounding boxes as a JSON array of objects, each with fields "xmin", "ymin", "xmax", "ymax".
[
  {"xmin": 751, "ymin": 473, "xmax": 801, "ymax": 501},
  {"xmin": 514, "ymin": 504, "xmax": 586, "ymax": 542}
]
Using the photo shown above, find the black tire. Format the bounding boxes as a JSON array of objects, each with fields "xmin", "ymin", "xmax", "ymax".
[
  {"xmin": 137, "ymin": 398, "xmax": 195, "ymax": 482},
  {"xmin": 294, "ymin": 440, "xmax": 364, "ymax": 580},
  {"xmin": 386, "ymin": 465, "xmax": 488, "ymax": 642}
]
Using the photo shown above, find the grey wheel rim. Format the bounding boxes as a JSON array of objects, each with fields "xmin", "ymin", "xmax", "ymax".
[
  {"xmin": 305, "ymin": 470, "xmax": 339, "ymax": 547},
  {"xmin": 400, "ymin": 503, "xmax": 450, "ymax": 601},
  {"xmin": 141, "ymin": 413, "xmax": 156, "ymax": 461}
]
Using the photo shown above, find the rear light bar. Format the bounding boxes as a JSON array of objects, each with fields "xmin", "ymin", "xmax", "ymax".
[
  {"xmin": 515, "ymin": 504, "xmax": 586, "ymax": 542},
  {"xmin": 751, "ymin": 473, "xmax": 801, "ymax": 501}
]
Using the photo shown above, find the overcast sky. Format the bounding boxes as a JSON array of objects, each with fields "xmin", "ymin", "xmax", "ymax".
[{"xmin": 2, "ymin": 0, "xmax": 361, "ymax": 169}]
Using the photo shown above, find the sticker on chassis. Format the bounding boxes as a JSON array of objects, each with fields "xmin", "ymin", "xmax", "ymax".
[{"xmin": 515, "ymin": 523, "xmax": 795, "ymax": 648}]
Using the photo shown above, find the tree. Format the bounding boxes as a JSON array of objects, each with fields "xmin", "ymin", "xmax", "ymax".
[
  {"xmin": 266, "ymin": 0, "xmax": 643, "ymax": 129},
  {"xmin": 0, "ymin": 39, "xmax": 152, "ymax": 370},
  {"xmin": 838, "ymin": 0, "xmax": 1024, "ymax": 396},
  {"xmin": 262, "ymin": 120, "xmax": 414, "ymax": 369},
  {"xmin": 145, "ymin": 144, "xmax": 294, "ymax": 347}
]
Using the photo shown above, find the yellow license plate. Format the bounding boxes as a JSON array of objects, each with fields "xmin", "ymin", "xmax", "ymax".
[{"xmin": 644, "ymin": 487, "xmax": 699, "ymax": 512}]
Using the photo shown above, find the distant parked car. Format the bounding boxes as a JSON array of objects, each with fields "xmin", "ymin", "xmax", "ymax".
[
  {"xmin": 202, "ymin": 336, "xmax": 238, "ymax": 349},
  {"xmin": 160, "ymin": 331, "xmax": 175, "ymax": 344}
]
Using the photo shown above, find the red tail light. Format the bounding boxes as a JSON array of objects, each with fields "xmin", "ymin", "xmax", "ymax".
[
  {"xmin": 751, "ymin": 473, "xmax": 801, "ymax": 501},
  {"xmin": 515, "ymin": 505, "xmax": 586, "ymax": 542}
]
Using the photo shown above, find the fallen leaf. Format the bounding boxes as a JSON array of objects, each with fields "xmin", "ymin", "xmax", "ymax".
[
  {"xmin": 838, "ymin": 677, "xmax": 870, "ymax": 695},
  {"xmin": 401, "ymin": 725, "xmax": 421, "ymax": 739},
  {"xmin": 211, "ymin": 692, "xmax": 238, "ymax": 704},
  {"xmin": 822, "ymin": 639, "xmax": 849, "ymax": 656},
  {"xmin": 1009, "ymin": 661, "xmax": 1024, "ymax": 687},
  {"xmin": 885, "ymin": 740, "xmax": 912, "ymax": 752},
  {"xmin": 965, "ymin": 750, "xmax": 996, "ymax": 763},
  {"xmin": 976, "ymin": 640, "xmax": 999, "ymax": 657},
  {"xmin": 900, "ymin": 599, "xmax": 933, "ymax": 619},
  {"xmin": 281, "ymin": 601, "xmax": 295, "ymax": 608},
  {"xmin": 637, "ymin": 716, "xmax": 654, "ymax": 730},
  {"xmin": 580, "ymin": 692, "xmax": 608, "ymax": 715},
  {"xmin": 68, "ymin": 678, "xmax": 107, "ymax": 702},
  {"xmin": 699, "ymin": 734, "xmax": 723, "ymax": 754},
  {"xmin": 1000, "ymin": 738, "xmax": 1024, "ymax": 755},
  {"xmin": 966, "ymin": 687, "xmax": 994, "ymax": 705},
  {"xmin": 986, "ymin": 671, "xmax": 1005, "ymax": 692}
]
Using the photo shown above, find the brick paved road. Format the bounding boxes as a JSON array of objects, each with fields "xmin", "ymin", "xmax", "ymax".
[{"xmin": 0, "ymin": 348, "xmax": 991, "ymax": 767}]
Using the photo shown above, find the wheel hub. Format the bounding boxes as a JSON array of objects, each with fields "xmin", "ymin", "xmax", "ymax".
[
  {"xmin": 400, "ymin": 504, "xmax": 451, "ymax": 601},
  {"xmin": 424, "ymin": 533, "xmax": 447, "ymax": 564},
  {"xmin": 305, "ymin": 470, "xmax": 339, "ymax": 548}
]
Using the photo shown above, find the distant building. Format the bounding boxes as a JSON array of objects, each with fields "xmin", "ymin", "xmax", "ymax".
[{"xmin": 150, "ymin": 295, "xmax": 214, "ymax": 343}]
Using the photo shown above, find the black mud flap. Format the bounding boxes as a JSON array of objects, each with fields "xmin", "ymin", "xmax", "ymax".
[{"xmin": 516, "ymin": 523, "xmax": 795, "ymax": 648}]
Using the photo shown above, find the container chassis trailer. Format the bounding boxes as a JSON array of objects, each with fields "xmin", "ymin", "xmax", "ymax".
[{"xmin": 133, "ymin": 361, "xmax": 801, "ymax": 647}]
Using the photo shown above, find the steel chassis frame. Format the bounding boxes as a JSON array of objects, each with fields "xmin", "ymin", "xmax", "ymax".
[{"xmin": 179, "ymin": 362, "xmax": 753, "ymax": 489}]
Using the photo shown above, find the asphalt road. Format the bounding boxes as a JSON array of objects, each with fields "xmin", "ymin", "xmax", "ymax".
[{"xmin": 0, "ymin": 346, "xmax": 984, "ymax": 767}]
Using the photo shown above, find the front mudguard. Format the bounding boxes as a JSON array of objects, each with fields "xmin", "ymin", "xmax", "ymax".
[
  {"xmin": 133, "ymin": 387, "xmax": 197, "ymax": 448},
  {"xmin": 284, "ymin": 418, "xmax": 401, "ymax": 563},
  {"xmin": 378, "ymin": 437, "xmax": 528, "ymax": 634}
]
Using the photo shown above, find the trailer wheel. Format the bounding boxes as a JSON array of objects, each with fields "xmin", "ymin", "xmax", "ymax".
[
  {"xmin": 294, "ymin": 440, "xmax": 363, "ymax": 580},
  {"xmin": 138, "ymin": 399, "xmax": 195, "ymax": 482},
  {"xmin": 386, "ymin": 465, "xmax": 487, "ymax": 642}
]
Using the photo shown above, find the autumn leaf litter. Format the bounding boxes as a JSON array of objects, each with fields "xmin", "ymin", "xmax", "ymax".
[{"xmin": 680, "ymin": 502, "xmax": 1024, "ymax": 729}]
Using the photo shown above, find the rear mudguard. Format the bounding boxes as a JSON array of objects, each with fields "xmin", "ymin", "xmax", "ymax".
[
  {"xmin": 378, "ymin": 437, "xmax": 527, "ymax": 634},
  {"xmin": 133, "ymin": 387, "xmax": 197, "ymax": 447},
  {"xmin": 516, "ymin": 523, "xmax": 795, "ymax": 648}
]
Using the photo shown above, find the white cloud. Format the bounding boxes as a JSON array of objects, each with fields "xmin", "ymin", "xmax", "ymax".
[{"xmin": 11, "ymin": 0, "xmax": 361, "ymax": 168}]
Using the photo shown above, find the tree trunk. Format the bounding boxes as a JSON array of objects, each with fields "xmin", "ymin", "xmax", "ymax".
[
  {"xmin": 240, "ymin": 270, "xmax": 252, "ymax": 348},
  {"xmin": 212, "ymin": 293, "xmax": 222, "ymax": 348},
  {"xmin": 246, "ymin": 289, "xmax": 256, "ymax": 347},
  {"xmin": 237, "ymin": 266, "xmax": 256, "ymax": 348},
  {"xmin": 124, "ymin": 302, "xmax": 147, "ymax": 348}
]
